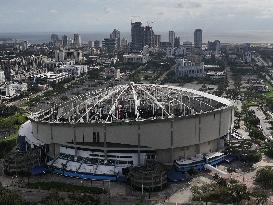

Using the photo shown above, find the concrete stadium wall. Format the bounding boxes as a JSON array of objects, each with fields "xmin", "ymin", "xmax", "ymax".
[{"xmin": 31, "ymin": 106, "xmax": 233, "ymax": 163}]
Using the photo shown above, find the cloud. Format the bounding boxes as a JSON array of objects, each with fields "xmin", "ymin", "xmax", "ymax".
[
  {"xmin": 103, "ymin": 7, "xmax": 111, "ymax": 14},
  {"xmin": 1, "ymin": 0, "xmax": 273, "ymax": 34},
  {"xmin": 177, "ymin": 0, "xmax": 202, "ymax": 9},
  {"xmin": 15, "ymin": 10, "xmax": 25, "ymax": 13},
  {"xmin": 49, "ymin": 9, "xmax": 57, "ymax": 14},
  {"xmin": 156, "ymin": 11, "xmax": 164, "ymax": 16}
]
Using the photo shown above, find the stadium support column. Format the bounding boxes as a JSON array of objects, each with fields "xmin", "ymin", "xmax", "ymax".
[
  {"xmin": 50, "ymin": 125, "xmax": 56, "ymax": 158},
  {"xmin": 198, "ymin": 116, "xmax": 201, "ymax": 154},
  {"xmin": 86, "ymin": 104, "xmax": 89, "ymax": 122},
  {"xmin": 229, "ymin": 108, "xmax": 233, "ymax": 140},
  {"xmin": 170, "ymin": 120, "xmax": 174, "ymax": 163},
  {"xmin": 103, "ymin": 124, "xmax": 107, "ymax": 161},
  {"xmin": 138, "ymin": 124, "xmax": 141, "ymax": 166},
  {"xmin": 218, "ymin": 111, "xmax": 222, "ymax": 150},
  {"xmin": 37, "ymin": 123, "xmax": 39, "ymax": 136},
  {"xmin": 73, "ymin": 125, "xmax": 78, "ymax": 159}
]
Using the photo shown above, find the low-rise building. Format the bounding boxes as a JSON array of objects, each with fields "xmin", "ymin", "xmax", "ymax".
[
  {"xmin": 206, "ymin": 71, "xmax": 226, "ymax": 79},
  {"xmin": 55, "ymin": 49, "xmax": 83, "ymax": 63},
  {"xmin": 34, "ymin": 72, "xmax": 70, "ymax": 84},
  {"xmin": 0, "ymin": 70, "xmax": 5, "ymax": 83},
  {"xmin": 0, "ymin": 82, "xmax": 28, "ymax": 99},
  {"xmin": 175, "ymin": 59, "xmax": 205, "ymax": 78},
  {"xmin": 55, "ymin": 65, "xmax": 88, "ymax": 77},
  {"xmin": 123, "ymin": 54, "xmax": 149, "ymax": 64},
  {"xmin": 105, "ymin": 67, "xmax": 120, "ymax": 79}
]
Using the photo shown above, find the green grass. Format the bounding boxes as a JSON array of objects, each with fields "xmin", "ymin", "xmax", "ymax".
[
  {"xmin": 0, "ymin": 131, "xmax": 17, "ymax": 159},
  {"xmin": 27, "ymin": 182, "xmax": 106, "ymax": 194},
  {"xmin": 0, "ymin": 113, "xmax": 27, "ymax": 159},
  {"xmin": 244, "ymin": 100, "xmax": 258, "ymax": 108},
  {"xmin": 0, "ymin": 113, "xmax": 27, "ymax": 130},
  {"xmin": 265, "ymin": 81, "xmax": 273, "ymax": 98}
]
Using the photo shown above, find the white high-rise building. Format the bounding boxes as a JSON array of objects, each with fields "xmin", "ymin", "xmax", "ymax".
[
  {"xmin": 0, "ymin": 70, "xmax": 5, "ymax": 83},
  {"xmin": 169, "ymin": 31, "xmax": 175, "ymax": 48},
  {"xmin": 110, "ymin": 29, "xmax": 121, "ymax": 49}
]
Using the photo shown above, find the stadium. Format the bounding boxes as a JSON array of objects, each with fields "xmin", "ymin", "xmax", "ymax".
[{"xmin": 17, "ymin": 83, "xmax": 233, "ymax": 181}]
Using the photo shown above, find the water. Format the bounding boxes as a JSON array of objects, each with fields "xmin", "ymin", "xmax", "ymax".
[{"xmin": 0, "ymin": 31, "xmax": 272, "ymax": 44}]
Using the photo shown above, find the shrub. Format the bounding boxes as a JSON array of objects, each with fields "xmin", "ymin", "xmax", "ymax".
[
  {"xmin": 256, "ymin": 166, "xmax": 273, "ymax": 189},
  {"xmin": 28, "ymin": 182, "xmax": 106, "ymax": 194},
  {"xmin": 191, "ymin": 179, "xmax": 250, "ymax": 204}
]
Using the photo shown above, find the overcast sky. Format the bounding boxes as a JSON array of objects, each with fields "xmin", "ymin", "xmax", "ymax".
[{"xmin": 1, "ymin": 0, "xmax": 273, "ymax": 33}]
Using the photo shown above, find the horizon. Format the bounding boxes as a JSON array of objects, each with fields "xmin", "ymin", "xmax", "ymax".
[{"xmin": 1, "ymin": 30, "xmax": 273, "ymax": 44}]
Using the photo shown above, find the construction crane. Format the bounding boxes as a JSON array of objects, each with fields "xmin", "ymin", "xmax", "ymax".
[
  {"xmin": 131, "ymin": 16, "xmax": 141, "ymax": 23},
  {"xmin": 146, "ymin": 21, "xmax": 155, "ymax": 27}
]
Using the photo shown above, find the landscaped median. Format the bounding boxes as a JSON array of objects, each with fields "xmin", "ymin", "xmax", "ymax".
[{"xmin": 27, "ymin": 181, "xmax": 106, "ymax": 195}]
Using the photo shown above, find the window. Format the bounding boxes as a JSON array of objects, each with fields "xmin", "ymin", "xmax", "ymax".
[
  {"xmin": 119, "ymin": 156, "xmax": 132, "ymax": 159},
  {"xmin": 93, "ymin": 132, "xmax": 96, "ymax": 142},
  {"xmin": 147, "ymin": 154, "xmax": 155, "ymax": 160},
  {"xmin": 97, "ymin": 132, "xmax": 100, "ymax": 142}
]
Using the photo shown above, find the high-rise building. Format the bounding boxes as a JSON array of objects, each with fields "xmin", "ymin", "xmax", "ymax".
[
  {"xmin": 102, "ymin": 38, "xmax": 116, "ymax": 55},
  {"xmin": 121, "ymin": 38, "xmax": 128, "ymax": 51},
  {"xmin": 214, "ymin": 40, "xmax": 221, "ymax": 55},
  {"xmin": 110, "ymin": 29, "xmax": 121, "ymax": 49},
  {"xmin": 194, "ymin": 29, "xmax": 202, "ymax": 49},
  {"xmin": 144, "ymin": 26, "xmax": 154, "ymax": 47},
  {"xmin": 154, "ymin": 35, "xmax": 161, "ymax": 48},
  {"xmin": 131, "ymin": 22, "xmax": 144, "ymax": 52},
  {"xmin": 208, "ymin": 40, "xmax": 221, "ymax": 56},
  {"xmin": 62, "ymin": 35, "xmax": 68, "ymax": 47},
  {"xmin": 183, "ymin": 41, "xmax": 193, "ymax": 55},
  {"xmin": 21, "ymin": 41, "xmax": 28, "ymax": 51},
  {"xmin": 169, "ymin": 31, "xmax": 175, "ymax": 48},
  {"xmin": 174, "ymin": 37, "xmax": 180, "ymax": 48},
  {"xmin": 73, "ymin": 33, "xmax": 82, "ymax": 47},
  {"xmin": 51, "ymin": 34, "xmax": 59, "ymax": 43},
  {"xmin": 88, "ymin": 41, "xmax": 93, "ymax": 47},
  {"xmin": 160, "ymin": 42, "xmax": 172, "ymax": 50},
  {"xmin": 94, "ymin": 40, "xmax": 100, "ymax": 48}
]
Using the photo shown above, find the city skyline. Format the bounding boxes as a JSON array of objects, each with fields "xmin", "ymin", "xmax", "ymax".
[{"xmin": 1, "ymin": 0, "xmax": 273, "ymax": 34}]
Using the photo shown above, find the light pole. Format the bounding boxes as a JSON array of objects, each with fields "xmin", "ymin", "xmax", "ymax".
[{"xmin": 108, "ymin": 180, "xmax": 111, "ymax": 205}]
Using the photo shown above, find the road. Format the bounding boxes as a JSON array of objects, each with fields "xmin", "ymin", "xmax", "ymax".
[
  {"xmin": 6, "ymin": 90, "xmax": 46, "ymax": 107},
  {"xmin": 226, "ymin": 66, "xmax": 235, "ymax": 89},
  {"xmin": 156, "ymin": 65, "xmax": 176, "ymax": 84},
  {"xmin": 249, "ymin": 106, "xmax": 273, "ymax": 140}
]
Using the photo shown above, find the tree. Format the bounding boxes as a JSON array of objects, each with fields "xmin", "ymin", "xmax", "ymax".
[
  {"xmin": 251, "ymin": 187, "xmax": 268, "ymax": 205},
  {"xmin": 263, "ymin": 141, "xmax": 273, "ymax": 158},
  {"xmin": 68, "ymin": 194, "xmax": 99, "ymax": 205},
  {"xmin": 191, "ymin": 179, "xmax": 250, "ymax": 204},
  {"xmin": 40, "ymin": 192, "xmax": 69, "ymax": 205},
  {"xmin": 256, "ymin": 166, "xmax": 273, "ymax": 189},
  {"xmin": 0, "ymin": 183, "xmax": 24, "ymax": 205}
]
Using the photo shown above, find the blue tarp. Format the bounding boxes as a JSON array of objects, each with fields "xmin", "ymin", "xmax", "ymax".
[
  {"xmin": 32, "ymin": 166, "xmax": 48, "ymax": 175},
  {"xmin": 225, "ymin": 155, "xmax": 237, "ymax": 163},
  {"xmin": 167, "ymin": 167, "xmax": 187, "ymax": 182},
  {"xmin": 52, "ymin": 168, "xmax": 117, "ymax": 181}
]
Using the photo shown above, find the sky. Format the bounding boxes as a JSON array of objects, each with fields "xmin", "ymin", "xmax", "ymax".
[{"xmin": 1, "ymin": 0, "xmax": 273, "ymax": 34}]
